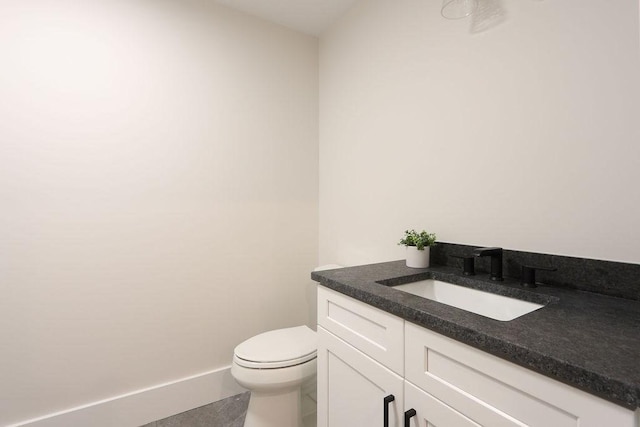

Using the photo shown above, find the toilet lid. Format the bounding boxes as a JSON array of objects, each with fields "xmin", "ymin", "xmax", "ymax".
[{"xmin": 234, "ymin": 325, "xmax": 317, "ymax": 369}]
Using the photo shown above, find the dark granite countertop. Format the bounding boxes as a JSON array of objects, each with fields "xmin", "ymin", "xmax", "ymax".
[{"xmin": 311, "ymin": 260, "xmax": 640, "ymax": 410}]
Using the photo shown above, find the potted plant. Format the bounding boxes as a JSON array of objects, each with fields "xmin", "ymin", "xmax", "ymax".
[{"xmin": 398, "ymin": 229, "xmax": 437, "ymax": 268}]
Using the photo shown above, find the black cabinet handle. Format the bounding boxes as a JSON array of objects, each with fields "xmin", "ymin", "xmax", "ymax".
[
  {"xmin": 383, "ymin": 395, "xmax": 395, "ymax": 427},
  {"xmin": 404, "ymin": 408, "xmax": 416, "ymax": 427}
]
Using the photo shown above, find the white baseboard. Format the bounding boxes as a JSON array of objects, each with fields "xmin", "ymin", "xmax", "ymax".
[{"xmin": 7, "ymin": 366, "xmax": 247, "ymax": 427}]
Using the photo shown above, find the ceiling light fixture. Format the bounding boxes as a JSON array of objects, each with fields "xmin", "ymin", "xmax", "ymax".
[{"xmin": 441, "ymin": 0, "xmax": 478, "ymax": 19}]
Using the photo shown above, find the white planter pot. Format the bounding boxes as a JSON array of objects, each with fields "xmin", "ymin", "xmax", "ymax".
[{"xmin": 406, "ymin": 246, "xmax": 430, "ymax": 268}]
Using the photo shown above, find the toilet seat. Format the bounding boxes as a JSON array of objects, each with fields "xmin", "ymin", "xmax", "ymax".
[{"xmin": 234, "ymin": 325, "xmax": 317, "ymax": 369}]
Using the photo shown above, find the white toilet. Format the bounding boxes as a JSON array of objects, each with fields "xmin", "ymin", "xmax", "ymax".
[
  {"xmin": 231, "ymin": 265, "xmax": 342, "ymax": 427},
  {"xmin": 232, "ymin": 325, "xmax": 317, "ymax": 427}
]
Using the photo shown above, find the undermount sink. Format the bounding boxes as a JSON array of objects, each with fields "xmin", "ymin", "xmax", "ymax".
[{"xmin": 393, "ymin": 279, "xmax": 545, "ymax": 321}]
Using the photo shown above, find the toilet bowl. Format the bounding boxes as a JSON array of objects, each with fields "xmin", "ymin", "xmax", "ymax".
[{"xmin": 232, "ymin": 325, "xmax": 317, "ymax": 427}]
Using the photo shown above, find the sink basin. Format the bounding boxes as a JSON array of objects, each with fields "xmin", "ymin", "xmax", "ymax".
[{"xmin": 393, "ymin": 279, "xmax": 545, "ymax": 321}]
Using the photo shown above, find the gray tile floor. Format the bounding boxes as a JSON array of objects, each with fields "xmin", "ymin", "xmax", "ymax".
[{"xmin": 141, "ymin": 392, "xmax": 250, "ymax": 427}]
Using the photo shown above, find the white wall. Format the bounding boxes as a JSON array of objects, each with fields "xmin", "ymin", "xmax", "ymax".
[
  {"xmin": 0, "ymin": 0, "xmax": 318, "ymax": 424},
  {"xmin": 319, "ymin": 0, "xmax": 640, "ymax": 265}
]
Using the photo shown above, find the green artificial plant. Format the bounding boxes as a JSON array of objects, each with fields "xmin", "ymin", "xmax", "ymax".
[{"xmin": 398, "ymin": 229, "xmax": 437, "ymax": 251}]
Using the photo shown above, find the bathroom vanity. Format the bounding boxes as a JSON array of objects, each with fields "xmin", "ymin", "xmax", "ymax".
[{"xmin": 312, "ymin": 257, "xmax": 640, "ymax": 427}]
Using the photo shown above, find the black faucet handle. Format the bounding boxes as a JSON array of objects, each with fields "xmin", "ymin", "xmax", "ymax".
[
  {"xmin": 450, "ymin": 255, "xmax": 475, "ymax": 276},
  {"xmin": 521, "ymin": 265, "xmax": 557, "ymax": 288},
  {"xmin": 472, "ymin": 247, "xmax": 504, "ymax": 281}
]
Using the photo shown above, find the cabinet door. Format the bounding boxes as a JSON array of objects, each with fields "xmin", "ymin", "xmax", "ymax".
[
  {"xmin": 404, "ymin": 381, "xmax": 482, "ymax": 427},
  {"xmin": 317, "ymin": 326, "xmax": 404, "ymax": 427}
]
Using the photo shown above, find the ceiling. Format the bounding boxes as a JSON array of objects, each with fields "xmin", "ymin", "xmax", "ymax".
[{"xmin": 214, "ymin": 0, "xmax": 358, "ymax": 35}]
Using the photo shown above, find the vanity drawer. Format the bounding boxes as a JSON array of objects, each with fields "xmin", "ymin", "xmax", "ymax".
[
  {"xmin": 405, "ymin": 322, "xmax": 635, "ymax": 427},
  {"xmin": 317, "ymin": 286, "xmax": 404, "ymax": 375}
]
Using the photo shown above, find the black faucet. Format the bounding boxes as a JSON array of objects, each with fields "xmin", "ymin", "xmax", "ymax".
[{"xmin": 473, "ymin": 247, "xmax": 503, "ymax": 281}]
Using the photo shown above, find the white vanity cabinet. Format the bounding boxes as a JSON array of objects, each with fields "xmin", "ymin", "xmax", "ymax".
[{"xmin": 317, "ymin": 285, "xmax": 639, "ymax": 427}]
